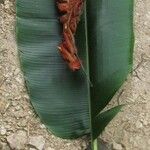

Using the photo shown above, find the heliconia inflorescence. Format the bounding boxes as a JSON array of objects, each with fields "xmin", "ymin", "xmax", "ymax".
[{"xmin": 57, "ymin": 0, "xmax": 84, "ymax": 71}]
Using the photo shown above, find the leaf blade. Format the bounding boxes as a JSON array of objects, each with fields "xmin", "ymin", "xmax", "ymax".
[
  {"xmin": 93, "ymin": 105, "xmax": 124, "ymax": 140},
  {"xmin": 16, "ymin": 0, "xmax": 134, "ymax": 139},
  {"xmin": 87, "ymin": 0, "xmax": 134, "ymax": 116},
  {"xmin": 17, "ymin": 0, "xmax": 90, "ymax": 139}
]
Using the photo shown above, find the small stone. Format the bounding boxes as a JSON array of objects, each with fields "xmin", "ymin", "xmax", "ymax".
[
  {"xmin": 14, "ymin": 68, "xmax": 20, "ymax": 76},
  {"xmin": 112, "ymin": 142, "xmax": 123, "ymax": 150},
  {"xmin": 81, "ymin": 141, "xmax": 87, "ymax": 149},
  {"xmin": 142, "ymin": 120, "xmax": 148, "ymax": 126},
  {"xmin": 12, "ymin": 101, "xmax": 18, "ymax": 106},
  {"xmin": 14, "ymin": 110, "xmax": 27, "ymax": 118},
  {"xmin": 99, "ymin": 139, "xmax": 111, "ymax": 150},
  {"xmin": 0, "ymin": 126, "xmax": 7, "ymax": 135},
  {"xmin": 7, "ymin": 130, "xmax": 27, "ymax": 150},
  {"xmin": 29, "ymin": 135, "xmax": 45, "ymax": 150},
  {"xmin": 15, "ymin": 105, "xmax": 21, "ymax": 111},
  {"xmin": 136, "ymin": 121, "xmax": 143, "ymax": 129}
]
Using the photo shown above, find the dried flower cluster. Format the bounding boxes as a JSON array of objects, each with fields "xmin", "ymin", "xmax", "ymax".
[{"xmin": 57, "ymin": 0, "xmax": 84, "ymax": 71}]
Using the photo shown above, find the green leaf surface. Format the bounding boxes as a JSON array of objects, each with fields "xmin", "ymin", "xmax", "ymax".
[
  {"xmin": 93, "ymin": 105, "xmax": 124, "ymax": 140},
  {"xmin": 16, "ymin": 0, "xmax": 134, "ymax": 139}
]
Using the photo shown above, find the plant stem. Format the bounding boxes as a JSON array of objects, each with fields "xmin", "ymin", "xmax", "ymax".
[
  {"xmin": 92, "ymin": 139, "xmax": 98, "ymax": 150},
  {"xmin": 93, "ymin": 139, "xmax": 98, "ymax": 150}
]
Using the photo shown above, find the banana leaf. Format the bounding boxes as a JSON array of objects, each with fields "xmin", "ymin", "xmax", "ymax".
[{"xmin": 16, "ymin": 0, "xmax": 134, "ymax": 145}]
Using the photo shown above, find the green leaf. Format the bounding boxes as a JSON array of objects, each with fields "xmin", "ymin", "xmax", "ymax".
[
  {"xmin": 93, "ymin": 105, "xmax": 124, "ymax": 140},
  {"xmin": 16, "ymin": 0, "xmax": 134, "ymax": 140},
  {"xmin": 88, "ymin": 0, "xmax": 134, "ymax": 117}
]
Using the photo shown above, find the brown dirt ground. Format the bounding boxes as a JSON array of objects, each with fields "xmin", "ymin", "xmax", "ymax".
[{"xmin": 0, "ymin": 0, "xmax": 150, "ymax": 150}]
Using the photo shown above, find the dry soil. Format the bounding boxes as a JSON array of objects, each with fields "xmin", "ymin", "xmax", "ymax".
[{"xmin": 0, "ymin": 0, "xmax": 150, "ymax": 150}]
